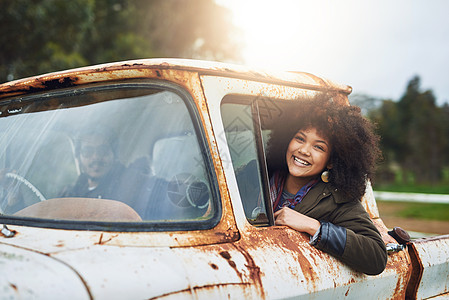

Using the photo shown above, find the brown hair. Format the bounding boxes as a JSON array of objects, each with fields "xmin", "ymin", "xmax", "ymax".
[{"xmin": 266, "ymin": 94, "xmax": 381, "ymax": 202}]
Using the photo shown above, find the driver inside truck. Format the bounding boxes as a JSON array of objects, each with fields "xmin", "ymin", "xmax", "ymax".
[{"xmin": 60, "ymin": 127, "xmax": 150, "ymax": 212}]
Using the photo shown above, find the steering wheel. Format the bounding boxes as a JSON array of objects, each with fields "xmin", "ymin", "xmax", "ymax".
[
  {"xmin": 166, "ymin": 173, "xmax": 209, "ymax": 209},
  {"xmin": 5, "ymin": 172, "xmax": 46, "ymax": 202}
]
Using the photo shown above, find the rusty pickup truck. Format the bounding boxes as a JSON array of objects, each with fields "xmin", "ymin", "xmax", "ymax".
[{"xmin": 0, "ymin": 59, "xmax": 448, "ymax": 299}]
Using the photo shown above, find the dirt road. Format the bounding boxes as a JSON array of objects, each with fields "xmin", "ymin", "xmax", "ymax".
[{"xmin": 377, "ymin": 201, "xmax": 449, "ymax": 237}]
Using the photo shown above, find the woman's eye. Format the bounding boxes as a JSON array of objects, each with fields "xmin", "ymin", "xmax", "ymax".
[
  {"xmin": 295, "ymin": 136, "xmax": 305, "ymax": 142},
  {"xmin": 315, "ymin": 145, "xmax": 325, "ymax": 151}
]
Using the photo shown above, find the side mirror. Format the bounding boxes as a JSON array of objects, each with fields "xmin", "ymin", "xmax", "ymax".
[{"xmin": 388, "ymin": 227, "xmax": 411, "ymax": 245}]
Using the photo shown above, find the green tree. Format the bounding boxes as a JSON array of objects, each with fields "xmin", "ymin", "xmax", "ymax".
[
  {"xmin": 370, "ymin": 76, "xmax": 448, "ymax": 184},
  {"xmin": 349, "ymin": 93, "xmax": 381, "ymax": 116},
  {"xmin": 398, "ymin": 77, "xmax": 445, "ymax": 182},
  {"xmin": 0, "ymin": 0, "xmax": 241, "ymax": 82},
  {"xmin": 0, "ymin": 0, "xmax": 94, "ymax": 80}
]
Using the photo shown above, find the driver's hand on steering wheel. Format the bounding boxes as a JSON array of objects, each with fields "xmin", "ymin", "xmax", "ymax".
[
  {"xmin": 0, "ymin": 168, "xmax": 12, "ymax": 184},
  {"xmin": 0, "ymin": 169, "xmax": 23, "ymax": 209},
  {"xmin": 0, "ymin": 169, "xmax": 17, "ymax": 185}
]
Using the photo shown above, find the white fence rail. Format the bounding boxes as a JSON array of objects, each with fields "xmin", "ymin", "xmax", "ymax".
[{"xmin": 374, "ymin": 191, "xmax": 449, "ymax": 204}]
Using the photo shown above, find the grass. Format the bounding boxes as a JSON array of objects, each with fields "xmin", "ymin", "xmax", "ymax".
[
  {"xmin": 397, "ymin": 203, "xmax": 449, "ymax": 221},
  {"xmin": 374, "ymin": 183, "xmax": 449, "ymax": 194},
  {"xmin": 377, "ymin": 201, "xmax": 449, "ymax": 222},
  {"xmin": 374, "ymin": 181, "xmax": 449, "ymax": 221},
  {"xmin": 374, "ymin": 167, "xmax": 449, "ymax": 194}
]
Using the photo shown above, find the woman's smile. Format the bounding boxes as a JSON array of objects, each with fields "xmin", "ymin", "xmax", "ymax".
[{"xmin": 293, "ymin": 156, "xmax": 311, "ymax": 166}]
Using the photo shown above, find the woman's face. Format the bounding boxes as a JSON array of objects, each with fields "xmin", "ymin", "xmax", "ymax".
[{"xmin": 285, "ymin": 127, "xmax": 332, "ymax": 182}]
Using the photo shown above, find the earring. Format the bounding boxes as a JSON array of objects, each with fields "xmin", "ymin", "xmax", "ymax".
[{"xmin": 321, "ymin": 170, "xmax": 330, "ymax": 183}]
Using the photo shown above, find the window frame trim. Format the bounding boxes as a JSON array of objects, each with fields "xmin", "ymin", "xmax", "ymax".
[
  {"xmin": 221, "ymin": 95, "xmax": 275, "ymax": 227},
  {"xmin": 251, "ymin": 100, "xmax": 275, "ymax": 226}
]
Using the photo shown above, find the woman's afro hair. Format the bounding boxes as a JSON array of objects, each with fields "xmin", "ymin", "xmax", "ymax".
[{"xmin": 266, "ymin": 94, "xmax": 381, "ymax": 202}]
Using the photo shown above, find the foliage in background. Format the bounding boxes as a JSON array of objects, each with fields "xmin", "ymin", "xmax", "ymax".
[
  {"xmin": 2, "ymin": 1, "xmax": 448, "ymax": 190},
  {"xmin": 365, "ymin": 76, "xmax": 449, "ymax": 186},
  {"xmin": 0, "ymin": 0, "xmax": 242, "ymax": 82}
]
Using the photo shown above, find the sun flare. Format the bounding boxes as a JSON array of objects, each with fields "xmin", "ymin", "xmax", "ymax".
[{"xmin": 220, "ymin": 0, "xmax": 343, "ymax": 72}]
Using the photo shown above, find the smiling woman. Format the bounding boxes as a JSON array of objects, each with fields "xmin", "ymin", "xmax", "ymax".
[{"xmin": 264, "ymin": 94, "xmax": 386, "ymax": 275}]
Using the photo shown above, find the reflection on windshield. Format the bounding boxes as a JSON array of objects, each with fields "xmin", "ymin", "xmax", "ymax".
[{"xmin": 0, "ymin": 87, "xmax": 214, "ymax": 226}]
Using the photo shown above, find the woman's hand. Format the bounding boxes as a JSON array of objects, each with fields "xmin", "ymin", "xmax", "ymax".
[{"xmin": 274, "ymin": 207, "xmax": 320, "ymax": 236}]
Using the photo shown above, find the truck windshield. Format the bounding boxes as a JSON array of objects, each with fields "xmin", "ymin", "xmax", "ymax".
[{"xmin": 0, "ymin": 83, "xmax": 219, "ymax": 231}]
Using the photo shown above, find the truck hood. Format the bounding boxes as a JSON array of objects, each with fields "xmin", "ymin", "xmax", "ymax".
[
  {"xmin": 0, "ymin": 240, "xmax": 194, "ymax": 299},
  {"xmin": 0, "ymin": 242, "xmax": 91, "ymax": 299}
]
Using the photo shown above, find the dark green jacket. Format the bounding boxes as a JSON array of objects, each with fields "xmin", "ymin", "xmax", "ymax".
[{"xmin": 294, "ymin": 181, "xmax": 387, "ymax": 275}]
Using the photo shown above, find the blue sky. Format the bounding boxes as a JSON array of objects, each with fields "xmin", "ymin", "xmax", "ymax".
[{"xmin": 220, "ymin": 0, "xmax": 449, "ymax": 105}]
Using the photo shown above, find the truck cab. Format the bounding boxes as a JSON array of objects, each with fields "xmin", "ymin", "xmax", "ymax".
[{"xmin": 0, "ymin": 59, "xmax": 447, "ymax": 299}]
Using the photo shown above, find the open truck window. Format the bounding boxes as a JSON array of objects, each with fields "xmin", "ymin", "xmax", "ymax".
[{"xmin": 221, "ymin": 95, "xmax": 284, "ymax": 226}]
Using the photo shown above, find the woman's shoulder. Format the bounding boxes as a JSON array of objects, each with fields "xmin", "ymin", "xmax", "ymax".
[{"xmin": 312, "ymin": 181, "xmax": 358, "ymax": 205}]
